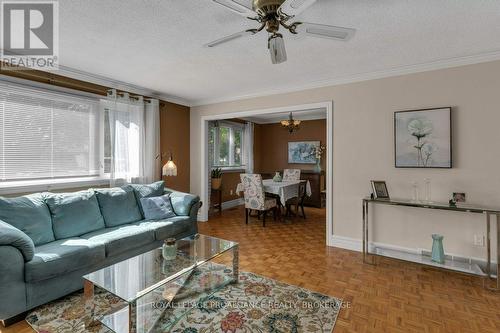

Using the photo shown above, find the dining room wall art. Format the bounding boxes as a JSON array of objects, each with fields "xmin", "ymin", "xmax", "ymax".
[
  {"xmin": 394, "ymin": 107, "xmax": 452, "ymax": 168},
  {"xmin": 288, "ymin": 141, "xmax": 320, "ymax": 164}
]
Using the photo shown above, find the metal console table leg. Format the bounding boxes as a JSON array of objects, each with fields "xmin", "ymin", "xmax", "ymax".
[
  {"xmin": 484, "ymin": 212, "xmax": 500, "ymax": 291},
  {"xmin": 362, "ymin": 200, "xmax": 375, "ymax": 265}
]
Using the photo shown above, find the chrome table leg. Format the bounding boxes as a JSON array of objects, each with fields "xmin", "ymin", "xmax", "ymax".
[
  {"xmin": 129, "ymin": 301, "xmax": 137, "ymax": 333},
  {"xmin": 484, "ymin": 212, "xmax": 499, "ymax": 291},
  {"xmin": 84, "ymin": 280, "xmax": 98, "ymax": 328},
  {"xmin": 362, "ymin": 200, "xmax": 367, "ymax": 263},
  {"xmin": 233, "ymin": 245, "xmax": 239, "ymax": 282},
  {"xmin": 496, "ymin": 213, "xmax": 500, "ymax": 290},
  {"xmin": 363, "ymin": 200, "xmax": 375, "ymax": 265}
]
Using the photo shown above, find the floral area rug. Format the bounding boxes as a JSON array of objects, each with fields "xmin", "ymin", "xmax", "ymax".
[{"xmin": 26, "ymin": 263, "xmax": 342, "ymax": 333}]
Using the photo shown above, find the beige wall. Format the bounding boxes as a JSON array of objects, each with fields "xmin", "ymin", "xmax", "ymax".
[{"xmin": 191, "ymin": 60, "xmax": 500, "ymax": 259}]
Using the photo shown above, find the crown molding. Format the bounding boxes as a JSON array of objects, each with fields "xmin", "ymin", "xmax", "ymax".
[
  {"xmin": 41, "ymin": 64, "xmax": 192, "ymax": 106},
  {"xmin": 240, "ymin": 111, "xmax": 326, "ymax": 124},
  {"xmin": 191, "ymin": 50, "xmax": 500, "ymax": 107}
]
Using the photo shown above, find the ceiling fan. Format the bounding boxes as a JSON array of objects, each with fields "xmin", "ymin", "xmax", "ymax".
[{"xmin": 206, "ymin": 0, "xmax": 356, "ymax": 64}]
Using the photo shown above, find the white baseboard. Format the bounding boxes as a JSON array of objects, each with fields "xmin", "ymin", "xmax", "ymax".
[
  {"xmin": 197, "ymin": 198, "xmax": 244, "ymax": 222},
  {"xmin": 221, "ymin": 198, "xmax": 244, "ymax": 210},
  {"xmin": 330, "ymin": 235, "xmax": 497, "ymax": 267},
  {"xmin": 330, "ymin": 235, "xmax": 362, "ymax": 252}
]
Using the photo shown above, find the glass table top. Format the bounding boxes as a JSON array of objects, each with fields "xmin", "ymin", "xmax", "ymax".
[
  {"xmin": 364, "ymin": 197, "xmax": 500, "ymax": 214},
  {"xmin": 83, "ymin": 234, "xmax": 238, "ymax": 302}
]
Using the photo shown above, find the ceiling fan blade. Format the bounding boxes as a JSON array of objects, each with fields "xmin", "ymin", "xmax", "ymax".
[
  {"xmin": 212, "ymin": 0, "xmax": 258, "ymax": 18},
  {"xmin": 205, "ymin": 30, "xmax": 257, "ymax": 48},
  {"xmin": 298, "ymin": 22, "xmax": 356, "ymax": 41},
  {"xmin": 278, "ymin": 0, "xmax": 317, "ymax": 19}
]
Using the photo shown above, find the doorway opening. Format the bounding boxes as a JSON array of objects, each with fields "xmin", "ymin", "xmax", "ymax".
[{"xmin": 199, "ymin": 102, "xmax": 334, "ymax": 245}]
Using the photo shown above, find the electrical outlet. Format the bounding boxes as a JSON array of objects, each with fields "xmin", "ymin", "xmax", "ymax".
[
  {"xmin": 473, "ymin": 235, "xmax": 485, "ymax": 247},
  {"xmin": 230, "ymin": 190, "xmax": 233, "ymax": 195}
]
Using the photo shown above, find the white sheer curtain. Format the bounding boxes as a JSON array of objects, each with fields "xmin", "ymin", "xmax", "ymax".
[
  {"xmin": 102, "ymin": 90, "xmax": 160, "ymax": 186},
  {"xmin": 144, "ymin": 99, "xmax": 160, "ymax": 183},
  {"xmin": 245, "ymin": 121, "xmax": 254, "ymax": 173}
]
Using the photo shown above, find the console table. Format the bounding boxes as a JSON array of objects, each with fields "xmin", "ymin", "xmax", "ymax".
[{"xmin": 362, "ymin": 198, "xmax": 499, "ymax": 291}]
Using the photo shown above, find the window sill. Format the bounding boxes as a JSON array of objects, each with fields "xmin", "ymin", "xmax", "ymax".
[
  {"xmin": 0, "ymin": 176, "xmax": 110, "ymax": 196},
  {"xmin": 220, "ymin": 167, "xmax": 246, "ymax": 173}
]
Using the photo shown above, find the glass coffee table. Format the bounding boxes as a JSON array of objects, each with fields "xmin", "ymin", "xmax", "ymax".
[{"xmin": 83, "ymin": 234, "xmax": 239, "ymax": 333}]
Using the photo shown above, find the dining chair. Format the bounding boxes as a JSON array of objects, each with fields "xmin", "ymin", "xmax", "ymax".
[
  {"xmin": 283, "ymin": 169, "xmax": 301, "ymax": 181},
  {"xmin": 240, "ymin": 174, "xmax": 278, "ymax": 227},
  {"xmin": 285, "ymin": 181, "xmax": 307, "ymax": 219}
]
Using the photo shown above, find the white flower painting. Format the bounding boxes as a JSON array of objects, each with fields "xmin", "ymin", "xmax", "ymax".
[{"xmin": 395, "ymin": 108, "xmax": 452, "ymax": 168}]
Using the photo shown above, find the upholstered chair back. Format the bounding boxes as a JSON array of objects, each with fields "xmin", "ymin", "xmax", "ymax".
[
  {"xmin": 240, "ymin": 174, "xmax": 265, "ymax": 210},
  {"xmin": 283, "ymin": 169, "xmax": 301, "ymax": 181},
  {"xmin": 298, "ymin": 181, "xmax": 306, "ymax": 198}
]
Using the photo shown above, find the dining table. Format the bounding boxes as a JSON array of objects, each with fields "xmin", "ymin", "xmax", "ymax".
[{"xmin": 236, "ymin": 179, "xmax": 312, "ymax": 206}]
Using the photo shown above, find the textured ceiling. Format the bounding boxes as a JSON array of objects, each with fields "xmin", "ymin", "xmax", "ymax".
[{"xmin": 59, "ymin": 0, "xmax": 500, "ymax": 105}]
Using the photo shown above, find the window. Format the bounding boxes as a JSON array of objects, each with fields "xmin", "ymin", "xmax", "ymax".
[
  {"xmin": 211, "ymin": 121, "xmax": 245, "ymax": 169},
  {"xmin": 0, "ymin": 81, "xmax": 101, "ymax": 182}
]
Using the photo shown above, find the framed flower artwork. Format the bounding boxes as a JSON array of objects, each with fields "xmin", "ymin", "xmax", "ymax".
[{"xmin": 394, "ymin": 107, "xmax": 452, "ymax": 168}]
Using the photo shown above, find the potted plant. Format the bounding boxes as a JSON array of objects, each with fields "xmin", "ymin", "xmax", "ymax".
[{"xmin": 211, "ymin": 168, "xmax": 223, "ymax": 190}]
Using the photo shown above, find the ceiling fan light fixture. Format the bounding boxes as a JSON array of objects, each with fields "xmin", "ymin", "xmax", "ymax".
[
  {"xmin": 268, "ymin": 33, "xmax": 287, "ymax": 64},
  {"xmin": 208, "ymin": 0, "xmax": 356, "ymax": 62}
]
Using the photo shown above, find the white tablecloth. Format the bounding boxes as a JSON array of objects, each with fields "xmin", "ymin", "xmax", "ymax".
[{"xmin": 236, "ymin": 179, "xmax": 312, "ymax": 206}]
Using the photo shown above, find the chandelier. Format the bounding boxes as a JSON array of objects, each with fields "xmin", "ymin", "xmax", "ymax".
[{"xmin": 280, "ymin": 112, "xmax": 301, "ymax": 133}]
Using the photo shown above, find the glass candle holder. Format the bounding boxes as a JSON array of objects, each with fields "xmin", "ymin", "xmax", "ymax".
[
  {"xmin": 162, "ymin": 238, "xmax": 177, "ymax": 261},
  {"xmin": 412, "ymin": 181, "xmax": 419, "ymax": 202},
  {"xmin": 424, "ymin": 178, "xmax": 432, "ymax": 203}
]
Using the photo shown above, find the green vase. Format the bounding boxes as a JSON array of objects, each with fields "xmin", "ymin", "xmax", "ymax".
[
  {"xmin": 314, "ymin": 158, "xmax": 322, "ymax": 173},
  {"xmin": 431, "ymin": 234, "xmax": 445, "ymax": 264},
  {"xmin": 273, "ymin": 172, "xmax": 282, "ymax": 182}
]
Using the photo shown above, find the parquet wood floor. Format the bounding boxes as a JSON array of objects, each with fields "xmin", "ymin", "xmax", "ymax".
[{"xmin": 3, "ymin": 206, "xmax": 499, "ymax": 333}]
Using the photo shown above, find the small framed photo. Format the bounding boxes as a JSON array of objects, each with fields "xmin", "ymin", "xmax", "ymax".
[
  {"xmin": 453, "ymin": 192, "xmax": 466, "ymax": 203},
  {"xmin": 371, "ymin": 181, "xmax": 390, "ymax": 199}
]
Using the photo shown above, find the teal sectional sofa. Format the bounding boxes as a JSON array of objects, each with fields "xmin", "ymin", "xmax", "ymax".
[{"xmin": 0, "ymin": 181, "xmax": 201, "ymax": 323}]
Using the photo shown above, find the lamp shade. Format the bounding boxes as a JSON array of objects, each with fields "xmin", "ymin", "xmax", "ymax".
[
  {"xmin": 269, "ymin": 33, "xmax": 287, "ymax": 64},
  {"xmin": 162, "ymin": 159, "xmax": 177, "ymax": 176}
]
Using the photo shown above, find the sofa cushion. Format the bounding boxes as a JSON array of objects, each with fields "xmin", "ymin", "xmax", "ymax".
[
  {"xmin": 94, "ymin": 187, "xmax": 143, "ymax": 227},
  {"xmin": 25, "ymin": 238, "xmax": 105, "ymax": 282},
  {"xmin": 44, "ymin": 191, "xmax": 105, "ymax": 239},
  {"xmin": 80, "ymin": 224, "xmax": 155, "ymax": 257},
  {"xmin": 0, "ymin": 194, "xmax": 55, "ymax": 246},
  {"xmin": 140, "ymin": 194, "xmax": 176, "ymax": 221},
  {"xmin": 129, "ymin": 181, "xmax": 165, "ymax": 216},
  {"xmin": 132, "ymin": 216, "xmax": 191, "ymax": 241}
]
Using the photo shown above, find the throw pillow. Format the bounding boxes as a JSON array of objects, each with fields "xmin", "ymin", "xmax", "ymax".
[{"xmin": 140, "ymin": 194, "xmax": 176, "ymax": 220}]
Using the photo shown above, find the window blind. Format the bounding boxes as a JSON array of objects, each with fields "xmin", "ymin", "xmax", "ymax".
[{"xmin": 0, "ymin": 81, "xmax": 100, "ymax": 181}]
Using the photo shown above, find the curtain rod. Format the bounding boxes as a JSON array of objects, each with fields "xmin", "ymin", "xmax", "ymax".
[
  {"xmin": 1, "ymin": 64, "xmax": 163, "ymax": 104},
  {"xmin": 109, "ymin": 89, "xmax": 158, "ymax": 103}
]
